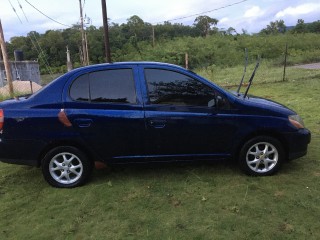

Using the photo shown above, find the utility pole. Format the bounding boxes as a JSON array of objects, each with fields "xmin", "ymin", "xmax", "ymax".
[
  {"xmin": 101, "ymin": 0, "xmax": 111, "ymax": 63},
  {"xmin": 0, "ymin": 19, "xmax": 14, "ymax": 97},
  {"xmin": 152, "ymin": 25, "xmax": 155, "ymax": 47},
  {"xmin": 79, "ymin": 0, "xmax": 88, "ymax": 66},
  {"xmin": 85, "ymin": 31, "xmax": 89, "ymax": 65}
]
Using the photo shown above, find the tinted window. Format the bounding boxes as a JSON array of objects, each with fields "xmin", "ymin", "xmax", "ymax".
[
  {"xmin": 70, "ymin": 74, "xmax": 89, "ymax": 101},
  {"xmin": 90, "ymin": 69, "xmax": 136, "ymax": 104},
  {"xmin": 70, "ymin": 69, "xmax": 136, "ymax": 104},
  {"xmin": 145, "ymin": 69, "xmax": 215, "ymax": 106}
]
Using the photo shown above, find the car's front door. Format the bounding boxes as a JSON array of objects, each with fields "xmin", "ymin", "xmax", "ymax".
[
  {"xmin": 64, "ymin": 66, "xmax": 145, "ymax": 162},
  {"xmin": 141, "ymin": 67, "xmax": 237, "ymax": 160}
]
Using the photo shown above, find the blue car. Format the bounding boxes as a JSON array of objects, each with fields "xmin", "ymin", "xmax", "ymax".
[{"xmin": 0, "ymin": 62, "xmax": 311, "ymax": 187}]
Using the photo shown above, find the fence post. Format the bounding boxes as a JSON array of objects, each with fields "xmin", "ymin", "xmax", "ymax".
[
  {"xmin": 283, "ymin": 43, "xmax": 288, "ymax": 81},
  {"xmin": 185, "ymin": 53, "xmax": 189, "ymax": 70},
  {"xmin": 29, "ymin": 80, "xmax": 33, "ymax": 94}
]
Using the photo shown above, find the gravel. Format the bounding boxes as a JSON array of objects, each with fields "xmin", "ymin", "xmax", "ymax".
[
  {"xmin": 292, "ymin": 62, "xmax": 320, "ymax": 69},
  {"xmin": 0, "ymin": 80, "xmax": 42, "ymax": 96}
]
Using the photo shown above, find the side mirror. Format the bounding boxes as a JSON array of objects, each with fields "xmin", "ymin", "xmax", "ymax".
[
  {"xmin": 208, "ymin": 99, "xmax": 216, "ymax": 108},
  {"xmin": 216, "ymin": 95, "xmax": 231, "ymax": 109},
  {"xmin": 216, "ymin": 95, "xmax": 223, "ymax": 107},
  {"xmin": 208, "ymin": 95, "xmax": 230, "ymax": 109}
]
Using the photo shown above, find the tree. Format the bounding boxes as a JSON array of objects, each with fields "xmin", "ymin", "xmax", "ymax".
[
  {"xmin": 226, "ymin": 27, "xmax": 237, "ymax": 35},
  {"xmin": 40, "ymin": 30, "xmax": 65, "ymax": 66},
  {"xmin": 125, "ymin": 15, "xmax": 150, "ymax": 41},
  {"xmin": 292, "ymin": 19, "xmax": 307, "ymax": 33},
  {"xmin": 307, "ymin": 20, "xmax": 320, "ymax": 33},
  {"xmin": 241, "ymin": 29, "xmax": 249, "ymax": 35},
  {"xmin": 260, "ymin": 20, "xmax": 286, "ymax": 35},
  {"xmin": 7, "ymin": 35, "xmax": 36, "ymax": 61},
  {"xmin": 194, "ymin": 15, "xmax": 219, "ymax": 37},
  {"xmin": 86, "ymin": 26, "xmax": 104, "ymax": 63}
]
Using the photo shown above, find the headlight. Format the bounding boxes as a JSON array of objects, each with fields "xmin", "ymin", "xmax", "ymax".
[{"xmin": 289, "ymin": 115, "xmax": 305, "ymax": 129}]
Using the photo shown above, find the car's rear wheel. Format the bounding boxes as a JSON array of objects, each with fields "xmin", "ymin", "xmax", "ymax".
[
  {"xmin": 42, "ymin": 146, "xmax": 92, "ymax": 188},
  {"xmin": 239, "ymin": 136, "xmax": 284, "ymax": 176}
]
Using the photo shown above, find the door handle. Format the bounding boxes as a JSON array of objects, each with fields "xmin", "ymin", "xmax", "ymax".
[
  {"xmin": 149, "ymin": 119, "xmax": 166, "ymax": 129},
  {"xmin": 74, "ymin": 119, "xmax": 93, "ymax": 128}
]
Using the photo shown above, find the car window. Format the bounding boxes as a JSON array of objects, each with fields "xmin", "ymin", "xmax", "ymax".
[
  {"xmin": 90, "ymin": 69, "xmax": 136, "ymax": 104},
  {"xmin": 70, "ymin": 74, "xmax": 89, "ymax": 101},
  {"xmin": 70, "ymin": 69, "xmax": 136, "ymax": 104},
  {"xmin": 145, "ymin": 69, "xmax": 215, "ymax": 107}
]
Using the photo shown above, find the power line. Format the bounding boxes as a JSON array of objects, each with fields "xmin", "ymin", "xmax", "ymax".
[
  {"xmin": 7, "ymin": 0, "xmax": 22, "ymax": 23},
  {"xmin": 155, "ymin": 0, "xmax": 249, "ymax": 24},
  {"xmin": 24, "ymin": 0, "xmax": 72, "ymax": 28},
  {"xmin": 17, "ymin": 0, "xmax": 29, "ymax": 22},
  {"xmin": 8, "ymin": 0, "xmax": 54, "ymax": 76},
  {"xmin": 29, "ymin": 33, "xmax": 53, "ymax": 76}
]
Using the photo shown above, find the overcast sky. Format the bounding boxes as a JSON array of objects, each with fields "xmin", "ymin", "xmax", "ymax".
[{"xmin": 1, "ymin": 0, "xmax": 320, "ymax": 40}]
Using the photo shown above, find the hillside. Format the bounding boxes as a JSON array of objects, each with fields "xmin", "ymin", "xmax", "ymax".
[{"xmin": 5, "ymin": 17, "xmax": 320, "ymax": 74}]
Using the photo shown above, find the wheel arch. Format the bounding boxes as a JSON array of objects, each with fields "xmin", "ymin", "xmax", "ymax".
[
  {"xmin": 232, "ymin": 130, "xmax": 288, "ymax": 161},
  {"xmin": 37, "ymin": 140, "xmax": 97, "ymax": 167}
]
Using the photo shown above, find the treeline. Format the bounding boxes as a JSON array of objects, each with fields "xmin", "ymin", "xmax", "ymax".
[{"xmin": 5, "ymin": 16, "xmax": 320, "ymax": 73}]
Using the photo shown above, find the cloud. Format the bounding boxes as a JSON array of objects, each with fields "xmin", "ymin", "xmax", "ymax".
[
  {"xmin": 2, "ymin": 0, "xmax": 320, "ymax": 39},
  {"xmin": 275, "ymin": 3, "xmax": 320, "ymax": 18},
  {"xmin": 244, "ymin": 6, "xmax": 265, "ymax": 18},
  {"xmin": 219, "ymin": 17, "xmax": 229, "ymax": 24}
]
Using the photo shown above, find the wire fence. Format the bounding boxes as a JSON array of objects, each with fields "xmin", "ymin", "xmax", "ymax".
[
  {"xmin": 0, "ymin": 61, "xmax": 42, "ymax": 98},
  {"xmin": 0, "ymin": 52, "xmax": 319, "ymax": 100},
  {"xmin": 0, "ymin": 79, "xmax": 42, "ymax": 98}
]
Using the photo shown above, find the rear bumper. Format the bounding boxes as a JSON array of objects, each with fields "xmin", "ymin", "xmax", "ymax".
[
  {"xmin": 0, "ymin": 158, "xmax": 38, "ymax": 166},
  {"xmin": 0, "ymin": 138, "xmax": 45, "ymax": 167},
  {"xmin": 284, "ymin": 128, "xmax": 311, "ymax": 160}
]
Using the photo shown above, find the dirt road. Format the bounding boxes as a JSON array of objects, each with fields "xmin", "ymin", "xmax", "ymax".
[{"xmin": 292, "ymin": 62, "xmax": 320, "ymax": 69}]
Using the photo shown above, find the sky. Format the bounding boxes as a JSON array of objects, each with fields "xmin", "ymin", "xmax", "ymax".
[{"xmin": 1, "ymin": 0, "xmax": 320, "ymax": 41}]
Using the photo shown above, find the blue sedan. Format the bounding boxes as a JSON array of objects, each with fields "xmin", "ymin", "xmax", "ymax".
[{"xmin": 0, "ymin": 62, "xmax": 311, "ymax": 187}]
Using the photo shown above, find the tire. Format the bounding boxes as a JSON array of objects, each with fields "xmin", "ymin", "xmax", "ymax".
[
  {"xmin": 42, "ymin": 146, "xmax": 92, "ymax": 188},
  {"xmin": 239, "ymin": 136, "xmax": 284, "ymax": 176}
]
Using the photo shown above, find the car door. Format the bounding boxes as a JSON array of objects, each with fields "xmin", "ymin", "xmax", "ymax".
[
  {"xmin": 63, "ymin": 66, "xmax": 145, "ymax": 162},
  {"xmin": 141, "ymin": 66, "xmax": 237, "ymax": 159}
]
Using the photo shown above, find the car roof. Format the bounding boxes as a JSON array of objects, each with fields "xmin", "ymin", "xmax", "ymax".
[
  {"xmin": 28, "ymin": 62, "xmax": 190, "ymax": 100},
  {"xmin": 75, "ymin": 61, "xmax": 186, "ymax": 71}
]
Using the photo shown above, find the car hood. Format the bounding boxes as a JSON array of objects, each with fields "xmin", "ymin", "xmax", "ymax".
[{"xmin": 237, "ymin": 95, "xmax": 296, "ymax": 116}]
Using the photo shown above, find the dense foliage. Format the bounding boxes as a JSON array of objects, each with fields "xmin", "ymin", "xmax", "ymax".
[{"xmin": 5, "ymin": 16, "xmax": 320, "ymax": 73}]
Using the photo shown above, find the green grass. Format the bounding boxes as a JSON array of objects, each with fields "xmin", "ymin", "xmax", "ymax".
[
  {"xmin": 0, "ymin": 65, "xmax": 320, "ymax": 239},
  {"xmin": 41, "ymin": 73, "xmax": 62, "ymax": 85},
  {"xmin": 196, "ymin": 60, "xmax": 320, "ymax": 87}
]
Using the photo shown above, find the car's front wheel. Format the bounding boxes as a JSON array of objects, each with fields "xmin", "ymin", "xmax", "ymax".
[
  {"xmin": 42, "ymin": 146, "xmax": 92, "ymax": 188},
  {"xmin": 239, "ymin": 136, "xmax": 284, "ymax": 176}
]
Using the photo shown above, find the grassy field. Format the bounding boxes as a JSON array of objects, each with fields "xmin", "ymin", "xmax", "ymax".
[
  {"xmin": 41, "ymin": 73, "xmax": 62, "ymax": 85},
  {"xmin": 0, "ymin": 64, "xmax": 319, "ymax": 239}
]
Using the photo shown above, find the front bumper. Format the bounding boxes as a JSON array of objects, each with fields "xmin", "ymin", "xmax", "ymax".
[{"xmin": 284, "ymin": 128, "xmax": 311, "ymax": 160}]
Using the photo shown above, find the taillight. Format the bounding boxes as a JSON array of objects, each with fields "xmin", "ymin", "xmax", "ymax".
[
  {"xmin": 58, "ymin": 109, "xmax": 72, "ymax": 127},
  {"xmin": 0, "ymin": 109, "xmax": 3, "ymax": 130}
]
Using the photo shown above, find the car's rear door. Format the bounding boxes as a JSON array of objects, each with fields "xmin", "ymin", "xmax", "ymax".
[{"xmin": 63, "ymin": 65, "xmax": 145, "ymax": 162}]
